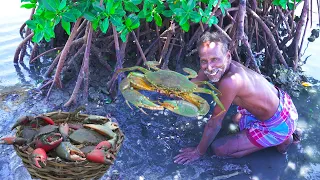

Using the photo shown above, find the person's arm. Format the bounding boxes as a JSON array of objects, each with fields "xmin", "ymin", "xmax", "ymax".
[
  {"xmin": 173, "ymin": 77, "xmax": 240, "ymax": 164},
  {"xmin": 196, "ymin": 77, "xmax": 239, "ymax": 155}
]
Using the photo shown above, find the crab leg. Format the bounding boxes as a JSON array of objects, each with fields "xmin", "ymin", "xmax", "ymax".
[
  {"xmin": 159, "ymin": 100, "xmax": 200, "ymax": 117},
  {"xmin": 183, "ymin": 68, "xmax": 198, "ymax": 79},
  {"xmin": 194, "ymin": 81, "xmax": 222, "ymax": 95},
  {"xmin": 119, "ymin": 79, "xmax": 164, "ymax": 112},
  {"xmin": 0, "ymin": 137, "xmax": 27, "ymax": 145},
  {"xmin": 180, "ymin": 93, "xmax": 210, "ymax": 116},
  {"xmin": 194, "ymin": 87, "xmax": 225, "ymax": 117}
]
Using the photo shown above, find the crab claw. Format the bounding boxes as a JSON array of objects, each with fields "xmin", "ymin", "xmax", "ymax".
[
  {"xmin": 59, "ymin": 123, "xmax": 69, "ymax": 140},
  {"xmin": 30, "ymin": 148, "xmax": 47, "ymax": 168},
  {"xmin": 95, "ymin": 141, "xmax": 112, "ymax": 150},
  {"xmin": 0, "ymin": 137, "xmax": 27, "ymax": 145},
  {"xmin": 11, "ymin": 116, "xmax": 34, "ymax": 130},
  {"xmin": 55, "ymin": 142, "xmax": 86, "ymax": 161},
  {"xmin": 36, "ymin": 116, "xmax": 55, "ymax": 125},
  {"xmin": 30, "ymin": 116, "xmax": 55, "ymax": 128},
  {"xmin": 83, "ymin": 123, "xmax": 116, "ymax": 139},
  {"xmin": 86, "ymin": 149, "xmax": 115, "ymax": 165},
  {"xmin": 35, "ymin": 133, "xmax": 63, "ymax": 152}
]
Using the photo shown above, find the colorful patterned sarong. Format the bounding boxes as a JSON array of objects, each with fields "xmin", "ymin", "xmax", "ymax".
[{"xmin": 237, "ymin": 87, "xmax": 298, "ymax": 148}]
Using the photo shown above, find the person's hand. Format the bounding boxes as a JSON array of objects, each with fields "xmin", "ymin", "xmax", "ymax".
[{"xmin": 173, "ymin": 147, "xmax": 203, "ymax": 164}]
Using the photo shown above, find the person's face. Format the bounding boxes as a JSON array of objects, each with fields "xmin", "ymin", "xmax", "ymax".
[{"xmin": 198, "ymin": 41, "xmax": 231, "ymax": 82}]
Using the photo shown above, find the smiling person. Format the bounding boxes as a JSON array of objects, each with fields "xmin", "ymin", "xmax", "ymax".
[{"xmin": 173, "ymin": 31, "xmax": 301, "ymax": 164}]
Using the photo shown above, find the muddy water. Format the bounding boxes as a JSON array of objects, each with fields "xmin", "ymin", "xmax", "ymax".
[{"xmin": 1, "ymin": 1, "xmax": 320, "ymax": 180}]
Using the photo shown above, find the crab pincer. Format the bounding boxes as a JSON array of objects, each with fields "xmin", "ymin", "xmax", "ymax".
[
  {"xmin": 11, "ymin": 116, "xmax": 34, "ymax": 130},
  {"xmin": 30, "ymin": 148, "xmax": 47, "ymax": 168},
  {"xmin": 34, "ymin": 133, "xmax": 63, "ymax": 152},
  {"xmin": 0, "ymin": 137, "xmax": 27, "ymax": 145},
  {"xmin": 86, "ymin": 148, "xmax": 116, "ymax": 165},
  {"xmin": 55, "ymin": 142, "xmax": 86, "ymax": 161},
  {"xmin": 11, "ymin": 115, "xmax": 55, "ymax": 130},
  {"xmin": 95, "ymin": 141, "xmax": 112, "ymax": 150}
]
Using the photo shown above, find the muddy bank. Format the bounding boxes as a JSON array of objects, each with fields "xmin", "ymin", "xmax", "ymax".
[
  {"xmin": 1, "ymin": 78, "xmax": 319, "ymax": 180},
  {"xmin": 1, "ymin": 59, "xmax": 319, "ymax": 179}
]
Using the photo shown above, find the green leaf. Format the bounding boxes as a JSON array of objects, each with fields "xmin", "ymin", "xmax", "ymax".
[
  {"xmin": 110, "ymin": 15, "xmax": 123, "ymax": 27},
  {"xmin": 187, "ymin": 0, "xmax": 196, "ymax": 10},
  {"xmin": 138, "ymin": 10, "xmax": 146, "ymax": 18},
  {"xmin": 199, "ymin": 8, "xmax": 205, "ymax": 16},
  {"xmin": 84, "ymin": 12, "xmax": 96, "ymax": 21},
  {"xmin": 181, "ymin": 1, "xmax": 188, "ymax": 11},
  {"xmin": 32, "ymin": 31, "xmax": 44, "ymax": 43},
  {"xmin": 38, "ymin": 0, "xmax": 59, "ymax": 12},
  {"xmin": 126, "ymin": 14, "xmax": 140, "ymax": 30},
  {"xmin": 62, "ymin": 11, "xmax": 76, "ymax": 22},
  {"xmin": 203, "ymin": 15, "xmax": 219, "ymax": 27},
  {"xmin": 190, "ymin": 11, "xmax": 201, "ymax": 23},
  {"xmin": 92, "ymin": 19, "xmax": 99, "ymax": 31},
  {"xmin": 58, "ymin": 0, "xmax": 67, "ymax": 10},
  {"xmin": 106, "ymin": 0, "xmax": 114, "ymax": 14},
  {"xmin": 43, "ymin": 11, "xmax": 56, "ymax": 19},
  {"xmin": 180, "ymin": 22, "xmax": 190, "ymax": 32},
  {"xmin": 61, "ymin": 19, "xmax": 70, "ymax": 35},
  {"xmin": 92, "ymin": 1, "xmax": 105, "ymax": 12},
  {"xmin": 179, "ymin": 14, "xmax": 189, "ymax": 26},
  {"xmin": 154, "ymin": 12, "xmax": 162, "ymax": 26},
  {"xmin": 174, "ymin": 8, "xmax": 185, "ymax": 16},
  {"xmin": 288, "ymin": 2, "xmax": 294, "ymax": 10},
  {"xmin": 124, "ymin": 1, "xmax": 140, "ymax": 12},
  {"xmin": 146, "ymin": 12, "xmax": 153, "ymax": 22},
  {"xmin": 26, "ymin": 20, "xmax": 37, "ymax": 30},
  {"xmin": 54, "ymin": 16, "xmax": 61, "ymax": 26},
  {"xmin": 101, "ymin": 18, "xmax": 110, "ymax": 33},
  {"xmin": 130, "ymin": 0, "xmax": 143, "ymax": 5},
  {"xmin": 20, "ymin": 3, "xmax": 36, "ymax": 9},
  {"xmin": 68, "ymin": 9, "xmax": 82, "ymax": 19},
  {"xmin": 120, "ymin": 28, "xmax": 129, "ymax": 42}
]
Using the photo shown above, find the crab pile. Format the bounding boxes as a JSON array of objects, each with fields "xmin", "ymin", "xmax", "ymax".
[{"xmin": 1, "ymin": 114, "xmax": 120, "ymax": 168}]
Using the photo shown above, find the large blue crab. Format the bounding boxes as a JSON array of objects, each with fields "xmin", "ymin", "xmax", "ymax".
[{"xmin": 116, "ymin": 61, "xmax": 225, "ymax": 117}]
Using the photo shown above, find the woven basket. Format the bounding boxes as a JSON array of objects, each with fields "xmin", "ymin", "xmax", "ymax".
[{"xmin": 13, "ymin": 111, "xmax": 125, "ymax": 180}]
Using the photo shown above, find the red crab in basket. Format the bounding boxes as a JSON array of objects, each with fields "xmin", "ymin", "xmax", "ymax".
[
  {"xmin": 34, "ymin": 132, "xmax": 63, "ymax": 152},
  {"xmin": 86, "ymin": 141, "xmax": 116, "ymax": 164},
  {"xmin": 11, "ymin": 115, "xmax": 55, "ymax": 130},
  {"xmin": 30, "ymin": 148, "xmax": 47, "ymax": 168}
]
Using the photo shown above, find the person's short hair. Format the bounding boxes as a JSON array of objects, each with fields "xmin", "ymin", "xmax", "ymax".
[{"xmin": 197, "ymin": 31, "xmax": 230, "ymax": 53}]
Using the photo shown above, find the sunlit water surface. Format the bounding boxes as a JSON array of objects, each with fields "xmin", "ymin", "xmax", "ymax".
[{"xmin": 0, "ymin": 1, "xmax": 320, "ymax": 180}]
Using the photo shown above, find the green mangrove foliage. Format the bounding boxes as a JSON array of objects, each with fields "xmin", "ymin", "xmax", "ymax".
[{"xmin": 20, "ymin": 0, "xmax": 232, "ymax": 42}]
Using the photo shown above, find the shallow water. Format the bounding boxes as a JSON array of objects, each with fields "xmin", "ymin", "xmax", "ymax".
[{"xmin": 0, "ymin": 1, "xmax": 320, "ymax": 180}]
